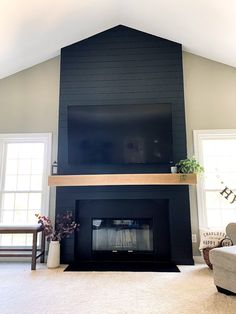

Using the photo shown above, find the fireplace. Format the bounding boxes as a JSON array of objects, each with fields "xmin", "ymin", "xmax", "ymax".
[
  {"xmin": 57, "ymin": 25, "xmax": 194, "ymax": 267},
  {"xmin": 74, "ymin": 199, "xmax": 171, "ymax": 262}
]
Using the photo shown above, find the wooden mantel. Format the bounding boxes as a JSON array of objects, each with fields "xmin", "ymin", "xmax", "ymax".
[{"xmin": 48, "ymin": 173, "xmax": 197, "ymax": 187}]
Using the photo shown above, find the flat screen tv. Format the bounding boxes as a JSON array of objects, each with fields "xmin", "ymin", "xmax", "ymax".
[{"xmin": 68, "ymin": 104, "xmax": 173, "ymax": 165}]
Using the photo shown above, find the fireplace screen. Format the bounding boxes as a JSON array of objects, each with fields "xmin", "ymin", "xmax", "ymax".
[{"xmin": 92, "ymin": 218, "xmax": 153, "ymax": 252}]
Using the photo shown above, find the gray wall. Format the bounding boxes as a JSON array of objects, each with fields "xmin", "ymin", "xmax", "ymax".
[
  {"xmin": 183, "ymin": 52, "xmax": 236, "ymax": 254},
  {"xmin": 0, "ymin": 56, "xmax": 60, "ymax": 218},
  {"xmin": 1, "ymin": 51, "xmax": 236, "ymax": 255}
]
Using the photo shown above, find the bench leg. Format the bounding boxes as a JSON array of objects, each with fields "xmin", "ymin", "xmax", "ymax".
[
  {"xmin": 40, "ymin": 230, "xmax": 45, "ymax": 263},
  {"xmin": 31, "ymin": 231, "xmax": 37, "ymax": 270}
]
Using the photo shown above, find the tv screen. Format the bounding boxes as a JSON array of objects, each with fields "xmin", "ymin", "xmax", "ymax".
[{"xmin": 68, "ymin": 104, "xmax": 173, "ymax": 165}]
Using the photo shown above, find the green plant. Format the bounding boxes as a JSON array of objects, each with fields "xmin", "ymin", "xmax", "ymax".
[{"xmin": 175, "ymin": 156, "xmax": 204, "ymax": 174}]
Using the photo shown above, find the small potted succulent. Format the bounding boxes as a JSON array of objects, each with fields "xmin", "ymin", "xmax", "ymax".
[{"xmin": 36, "ymin": 211, "xmax": 79, "ymax": 268}]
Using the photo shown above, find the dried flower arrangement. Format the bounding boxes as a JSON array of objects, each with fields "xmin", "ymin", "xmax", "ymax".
[{"xmin": 35, "ymin": 211, "xmax": 79, "ymax": 242}]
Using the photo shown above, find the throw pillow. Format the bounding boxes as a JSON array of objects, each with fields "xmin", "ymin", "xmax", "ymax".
[{"xmin": 199, "ymin": 229, "xmax": 226, "ymax": 250}]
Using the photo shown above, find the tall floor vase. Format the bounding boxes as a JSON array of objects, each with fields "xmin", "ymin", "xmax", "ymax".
[{"xmin": 47, "ymin": 240, "xmax": 60, "ymax": 268}]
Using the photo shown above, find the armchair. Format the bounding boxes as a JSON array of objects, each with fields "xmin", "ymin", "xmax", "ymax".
[{"xmin": 209, "ymin": 223, "xmax": 236, "ymax": 295}]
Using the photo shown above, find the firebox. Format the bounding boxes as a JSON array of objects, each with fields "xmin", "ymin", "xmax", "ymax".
[{"xmin": 92, "ymin": 218, "xmax": 153, "ymax": 253}]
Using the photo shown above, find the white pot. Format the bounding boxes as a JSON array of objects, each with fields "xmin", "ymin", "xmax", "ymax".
[
  {"xmin": 47, "ymin": 240, "xmax": 60, "ymax": 268},
  {"xmin": 171, "ymin": 166, "xmax": 178, "ymax": 173}
]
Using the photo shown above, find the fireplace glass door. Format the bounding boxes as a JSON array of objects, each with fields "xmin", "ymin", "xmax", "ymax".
[{"xmin": 92, "ymin": 218, "xmax": 153, "ymax": 252}]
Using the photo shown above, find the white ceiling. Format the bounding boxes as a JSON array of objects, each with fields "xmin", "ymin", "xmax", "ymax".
[{"xmin": 1, "ymin": 0, "xmax": 236, "ymax": 79}]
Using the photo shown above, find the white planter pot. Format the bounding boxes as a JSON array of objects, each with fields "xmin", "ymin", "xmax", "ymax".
[
  {"xmin": 171, "ymin": 166, "xmax": 177, "ymax": 173},
  {"xmin": 47, "ymin": 240, "xmax": 60, "ymax": 268}
]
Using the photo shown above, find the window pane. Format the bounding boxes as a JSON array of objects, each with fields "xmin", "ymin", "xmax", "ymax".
[
  {"xmin": 18, "ymin": 143, "xmax": 34, "ymax": 159},
  {"xmin": 6, "ymin": 144, "xmax": 19, "ymax": 159},
  {"xmin": 5, "ymin": 159, "xmax": 18, "ymax": 175},
  {"xmin": 15, "ymin": 193, "xmax": 28, "ymax": 210},
  {"xmin": 27, "ymin": 210, "xmax": 39, "ymax": 223},
  {"xmin": 28, "ymin": 193, "xmax": 41, "ymax": 210},
  {"xmin": 217, "ymin": 157, "xmax": 236, "ymax": 172},
  {"xmin": 1, "ymin": 234, "xmax": 12, "ymax": 246},
  {"xmin": 12, "ymin": 234, "xmax": 26, "ymax": 246},
  {"xmin": 202, "ymin": 157, "xmax": 218, "ymax": 173},
  {"xmin": 18, "ymin": 159, "xmax": 31, "ymax": 174},
  {"xmin": 14, "ymin": 210, "xmax": 28, "ymax": 223},
  {"xmin": 30, "ymin": 175, "xmax": 42, "ymax": 190},
  {"xmin": 207, "ymin": 209, "xmax": 222, "ymax": 228},
  {"xmin": 31, "ymin": 143, "xmax": 44, "ymax": 158},
  {"xmin": 205, "ymin": 192, "xmax": 220, "ymax": 209},
  {"xmin": 26, "ymin": 234, "xmax": 33, "ymax": 246},
  {"xmin": 4, "ymin": 175, "xmax": 17, "ymax": 190},
  {"xmin": 2, "ymin": 193, "xmax": 15, "ymax": 210},
  {"xmin": 203, "ymin": 139, "xmax": 236, "ymax": 156},
  {"xmin": 219, "ymin": 194, "xmax": 236, "ymax": 209},
  {"xmin": 204, "ymin": 174, "xmax": 221, "ymax": 189},
  {"xmin": 17, "ymin": 175, "xmax": 30, "ymax": 190},
  {"xmin": 2, "ymin": 211, "xmax": 14, "ymax": 223},
  {"xmin": 221, "ymin": 209, "xmax": 236, "ymax": 227},
  {"xmin": 31, "ymin": 159, "xmax": 43, "ymax": 174},
  {"xmin": 219, "ymin": 174, "xmax": 236, "ymax": 189}
]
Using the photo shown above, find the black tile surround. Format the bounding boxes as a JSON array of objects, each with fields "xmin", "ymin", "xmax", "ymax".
[
  {"xmin": 56, "ymin": 25, "xmax": 193, "ymax": 265},
  {"xmin": 75, "ymin": 199, "xmax": 170, "ymax": 261}
]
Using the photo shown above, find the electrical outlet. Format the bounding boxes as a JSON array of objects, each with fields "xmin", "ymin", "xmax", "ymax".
[{"xmin": 192, "ymin": 234, "xmax": 197, "ymax": 243}]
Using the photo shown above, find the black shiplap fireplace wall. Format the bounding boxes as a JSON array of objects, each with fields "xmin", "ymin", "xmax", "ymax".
[
  {"xmin": 56, "ymin": 25, "xmax": 193, "ymax": 264},
  {"xmin": 58, "ymin": 25, "xmax": 187, "ymax": 174}
]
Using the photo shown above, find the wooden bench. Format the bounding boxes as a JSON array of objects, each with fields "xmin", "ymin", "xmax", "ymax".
[{"xmin": 0, "ymin": 224, "xmax": 45, "ymax": 270}]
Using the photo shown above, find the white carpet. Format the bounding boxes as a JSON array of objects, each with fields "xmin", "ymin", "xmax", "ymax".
[{"xmin": 0, "ymin": 262, "xmax": 236, "ymax": 314}]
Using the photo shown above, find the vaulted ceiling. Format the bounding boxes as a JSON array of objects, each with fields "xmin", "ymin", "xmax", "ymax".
[{"xmin": 1, "ymin": 0, "xmax": 236, "ymax": 79}]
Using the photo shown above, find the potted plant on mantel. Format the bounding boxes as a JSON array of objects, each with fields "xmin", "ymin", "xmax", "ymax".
[
  {"xmin": 175, "ymin": 156, "xmax": 204, "ymax": 180},
  {"xmin": 36, "ymin": 212, "xmax": 79, "ymax": 268}
]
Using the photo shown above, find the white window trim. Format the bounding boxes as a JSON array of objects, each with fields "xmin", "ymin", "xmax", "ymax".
[
  {"xmin": 193, "ymin": 129, "xmax": 236, "ymax": 229},
  {"xmin": 0, "ymin": 133, "xmax": 52, "ymax": 219}
]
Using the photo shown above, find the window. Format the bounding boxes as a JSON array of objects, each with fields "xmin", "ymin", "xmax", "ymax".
[
  {"xmin": 194, "ymin": 130, "xmax": 236, "ymax": 229},
  {"xmin": 0, "ymin": 133, "xmax": 51, "ymax": 246}
]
